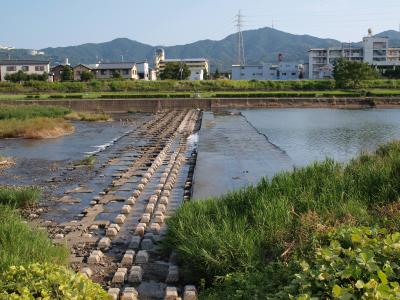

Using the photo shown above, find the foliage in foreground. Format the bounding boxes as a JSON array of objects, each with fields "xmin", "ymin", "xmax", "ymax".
[
  {"xmin": 0, "ymin": 263, "xmax": 108, "ymax": 300},
  {"xmin": 273, "ymin": 227, "xmax": 400, "ymax": 299},
  {"xmin": 0, "ymin": 186, "xmax": 40, "ymax": 208},
  {"xmin": 163, "ymin": 141, "xmax": 400, "ymax": 297},
  {"xmin": 0, "ymin": 206, "xmax": 68, "ymax": 272},
  {"xmin": 333, "ymin": 58, "xmax": 380, "ymax": 89}
]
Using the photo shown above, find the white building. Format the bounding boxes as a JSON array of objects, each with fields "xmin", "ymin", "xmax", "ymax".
[
  {"xmin": 0, "ymin": 60, "xmax": 50, "ymax": 81},
  {"xmin": 136, "ymin": 62, "xmax": 150, "ymax": 80},
  {"xmin": 309, "ymin": 30, "xmax": 400, "ymax": 79},
  {"xmin": 232, "ymin": 62, "xmax": 307, "ymax": 80},
  {"xmin": 154, "ymin": 49, "xmax": 209, "ymax": 80}
]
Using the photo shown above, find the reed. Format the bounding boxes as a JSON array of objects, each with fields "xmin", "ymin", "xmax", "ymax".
[{"xmin": 0, "ymin": 186, "xmax": 40, "ymax": 208}]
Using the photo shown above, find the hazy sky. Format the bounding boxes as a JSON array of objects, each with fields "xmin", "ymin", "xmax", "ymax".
[{"xmin": 1, "ymin": 0, "xmax": 400, "ymax": 49}]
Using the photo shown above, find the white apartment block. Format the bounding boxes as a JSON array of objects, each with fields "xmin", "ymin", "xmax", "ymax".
[
  {"xmin": 232, "ymin": 62, "xmax": 308, "ymax": 80},
  {"xmin": 154, "ymin": 48, "xmax": 209, "ymax": 80},
  {"xmin": 309, "ymin": 31, "xmax": 400, "ymax": 79},
  {"xmin": 0, "ymin": 60, "xmax": 50, "ymax": 81}
]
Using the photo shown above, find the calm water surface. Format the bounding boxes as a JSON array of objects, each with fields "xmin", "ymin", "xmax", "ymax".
[{"xmin": 242, "ymin": 108, "xmax": 400, "ymax": 166}]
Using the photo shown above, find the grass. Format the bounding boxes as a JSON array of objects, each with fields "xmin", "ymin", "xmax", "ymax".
[
  {"xmin": 0, "ymin": 117, "xmax": 74, "ymax": 139},
  {"xmin": 0, "ymin": 104, "xmax": 71, "ymax": 119},
  {"xmin": 163, "ymin": 141, "xmax": 400, "ymax": 296},
  {"xmin": 74, "ymin": 155, "xmax": 96, "ymax": 166},
  {"xmin": 0, "ymin": 186, "xmax": 40, "ymax": 208},
  {"xmin": 65, "ymin": 111, "xmax": 112, "ymax": 122},
  {"xmin": 0, "ymin": 205, "xmax": 68, "ymax": 272}
]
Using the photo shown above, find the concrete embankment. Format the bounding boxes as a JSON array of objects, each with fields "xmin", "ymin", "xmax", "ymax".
[{"xmin": 2, "ymin": 97, "xmax": 400, "ymax": 112}]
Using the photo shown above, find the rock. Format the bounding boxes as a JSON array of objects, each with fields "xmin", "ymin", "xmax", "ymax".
[
  {"xmin": 135, "ymin": 250, "xmax": 149, "ymax": 264},
  {"xmin": 121, "ymin": 250, "xmax": 135, "ymax": 266},
  {"xmin": 88, "ymin": 250, "xmax": 104, "ymax": 264},
  {"xmin": 141, "ymin": 213, "xmax": 151, "ymax": 223},
  {"xmin": 141, "ymin": 239, "xmax": 153, "ymax": 250},
  {"xmin": 115, "ymin": 214, "xmax": 126, "ymax": 224},
  {"xmin": 145, "ymin": 203, "xmax": 155, "ymax": 214},
  {"xmin": 98, "ymin": 237, "xmax": 111, "ymax": 250},
  {"xmin": 128, "ymin": 266, "xmax": 143, "ymax": 283},
  {"xmin": 137, "ymin": 184, "xmax": 145, "ymax": 191},
  {"xmin": 164, "ymin": 287, "xmax": 179, "ymax": 300},
  {"xmin": 160, "ymin": 197, "xmax": 169, "ymax": 205},
  {"xmin": 129, "ymin": 236, "xmax": 142, "ymax": 249},
  {"xmin": 158, "ymin": 204, "xmax": 167, "ymax": 213},
  {"xmin": 166, "ymin": 265, "xmax": 179, "ymax": 283},
  {"xmin": 112, "ymin": 268, "xmax": 128, "ymax": 284},
  {"xmin": 80, "ymin": 267, "xmax": 93, "ymax": 278},
  {"xmin": 183, "ymin": 286, "xmax": 197, "ymax": 300},
  {"xmin": 127, "ymin": 197, "xmax": 136, "ymax": 205},
  {"xmin": 55, "ymin": 233, "xmax": 64, "ymax": 239},
  {"xmin": 108, "ymin": 288, "xmax": 120, "ymax": 300},
  {"xmin": 151, "ymin": 223, "xmax": 161, "ymax": 234},
  {"xmin": 132, "ymin": 190, "xmax": 141, "ymax": 198},
  {"xmin": 154, "ymin": 214, "xmax": 165, "ymax": 224},
  {"xmin": 106, "ymin": 227, "xmax": 118, "ymax": 237},
  {"xmin": 82, "ymin": 233, "xmax": 92, "ymax": 238},
  {"xmin": 121, "ymin": 287, "xmax": 139, "ymax": 300},
  {"xmin": 121, "ymin": 205, "xmax": 132, "ymax": 214}
]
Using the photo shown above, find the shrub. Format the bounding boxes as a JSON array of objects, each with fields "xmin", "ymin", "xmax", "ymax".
[
  {"xmin": 0, "ymin": 105, "xmax": 71, "ymax": 120},
  {"xmin": 0, "ymin": 206, "xmax": 68, "ymax": 272},
  {"xmin": 0, "ymin": 186, "xmax": 40, "ymax": 208},
  {"xmin": 272, "ymin": 227, "xmax": 400, "ymax": 299},
  {"xmin": 0, "ymin": 263, "xmax": 108, "ymax": 299},
  {"xmin": 49, "ymin": 94, "xmax": 65, "ymax": 99}
]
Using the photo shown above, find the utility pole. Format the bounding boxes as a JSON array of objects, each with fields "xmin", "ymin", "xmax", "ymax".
[{"xmin": 235, "ymin": 10, "xmax": 246, "ymax": 66}]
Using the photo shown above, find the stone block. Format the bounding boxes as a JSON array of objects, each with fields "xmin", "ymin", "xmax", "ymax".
[
  {"xmin": 155, "ymin": 189, "xmax": 162, "ymax": 196},
  {"xmin": 55, "ymin": 233, "xmax": 64, "ymax": 239},
  {"xmin": 149, "ymin": 195, "xmax": 158, "ymax": 204},
  {"xmin": 106, "ymin": 227, "xmax": 118, "ymax": 237},
  {"xmin": 137, "ymin": 184, "xmax": 145, "ymax": 191},
  {"xmin": 121, "ymin": 287, "xmax": 138, "ymax": 300},
  {"xmin": 165, "ymin": 287, "xmax": 178, "ymax": 300},
  {"xmin": 128, "ymin": 266, "xmax": 142, "ymax": 283},
  {"xmin": 160, "ymin": 197, "xmax": 169, "ymax": 205},
  {"xmin": 80, "ymin": 267, "xmax": 93, "ymax": 278},
  {"xmin": 154, "ymin": 214, "xmax": 165, "ymax": 224},
  {"xmin": 135, "ymin": 250, "xmax": 149, "ymax": 264},
  {"xmin": 162, "ymin": 191, "xmax": 170, "ymax": 198},
  {"xmin": 141, "ymin": 178, "xmax": 149, "ymax": 185},
  {"xmin": 183, "ymin": 286, "xmax": 197, "ymax": 300},
  {"xmin": 115, "ymin": 214, "xmax": 126, "ymax": 224},
  {"xmin": 158, "ymin": 204, "xmax": 167, "ymax": 213},
  {"xmin": 88, "ymin": 250, "xmax": 103, "ymax": 264},
  {"xmin": 98, "ymin": 237, "xmax": 111, "ymax": 250},
  {"xmin": 127, "ymin": 197, "xmax": 136, "ymax": 205},
  {"xmin": 141, "ymin": 213, "xmax": 151, "ymax": 223},
  {"xmin": 151, "ymin": 223, "xmax": 161, "ymax": 234},
  {"xmin": 166, "ymin": 265, "xmax": 179, "ymax": 283},
  {"xmin": 132, "ymin": 190, "xmax": 141, "ymax": 198},
  {"xmin": 141, "ymin": 238, "xmax": 153, "ymax": 250},
  {"xmin": 129, "ymin": 236, "xmax": 142, "ymax": 249},
  {"xmin": 112, "ymin": 268, "xmax": 128, "ymax": 284},
  {"xmin": 121, "ymin": 205, "xmax": 132, "ymax": 214},
  {"xmin": 108, "ymin": 288, "xmax": 120, "ymax": 300},
  {"xmin": 121, "ymin": 251, "xmax": 135, "ymax": 266},
  {"xmin": 145, "ymin": 203, "xmax": 155, "ymax": 214},
  {"xmin": 89, "ymin": 224, "xmax": 99, "ymax": 231}
]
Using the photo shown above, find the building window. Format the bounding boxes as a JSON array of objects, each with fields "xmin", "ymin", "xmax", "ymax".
[
  {"xmin": 291, "ymin": 73, "xmax": 296, "ymax": 76},
  {"xmin": 21, "ymin": 66, "xmax": 29, "ymax": 71},
  {"xmin": 123, "ymin": 69, "xmax": 129, "ymax": 75},
  {"xmin": 6, "ymin": 66, "xmax": 16, "ymax": 71},
  {"xmin": 282, "ymin": 72, "xmax": 287, "ymax": 76},
  {"xmin": 101, "ymin": 70, "xmax": 106, "ymax": 75},
  {"xmin": 35, "ymin": 66, "xmax": 45, "ymax": 71}
]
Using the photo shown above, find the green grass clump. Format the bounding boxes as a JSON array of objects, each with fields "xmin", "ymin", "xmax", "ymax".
[
  {"xmin": 0, "ymin": 186, "xmax": 40, "ymax": 208},
  {"xmin": 65, "ymin": 111, "xmax": 112, "ymax": 122},
  {"xmin": 0, "ymin": 206, "xmax": 68, "ymax": 272},
  {"xmin": 0, "ymin": 105, "xmax": 71, "ymax": 120},
  {"xmin": 163, "ymin": 141, "xmax": 400, "ymax": 295},
  {"xmin": 0, "ymin": 263, "xmax": 108, "ymax": 299},
  {"xmin": 74, "ymin": 155, "xmax": 96, "ymax": 166}
]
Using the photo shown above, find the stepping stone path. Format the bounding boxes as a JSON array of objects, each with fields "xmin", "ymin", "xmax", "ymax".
[{"xmin": 50, "ymin": 110, "xmax": 201, "ymax": 299}]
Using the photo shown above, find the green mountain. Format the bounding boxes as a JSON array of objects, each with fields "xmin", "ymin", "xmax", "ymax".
[{"xmin": 0, "ymin": 27, "xmax": 398, "ymax": 71}]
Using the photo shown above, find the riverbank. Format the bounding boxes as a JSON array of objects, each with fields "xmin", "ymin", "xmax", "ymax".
[{"xmin": 2, "ymin": 96, "xmax": 400, "ymax": 113}]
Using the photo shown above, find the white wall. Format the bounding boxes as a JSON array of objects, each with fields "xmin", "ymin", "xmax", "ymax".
[{"xmin": 0, "ymin": 63, "xmax": 50, "ymax": 81}]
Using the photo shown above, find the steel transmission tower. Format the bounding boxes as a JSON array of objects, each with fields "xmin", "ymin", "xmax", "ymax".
[{"xmin": 235, "ymin": 10, "xmax": 246, "ymax": 65}]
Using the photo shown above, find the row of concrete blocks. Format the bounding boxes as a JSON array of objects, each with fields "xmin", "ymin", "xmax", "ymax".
[{"xmin": 107, "ymin": 285, "xmax": 197, "ymax": 300}]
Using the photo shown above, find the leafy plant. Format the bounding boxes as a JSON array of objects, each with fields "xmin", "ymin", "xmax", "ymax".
[
  {"xmin": 0, "ymin": 186, "xmax": 40, "ymax": 208},
  {"xmin": 0, "ymin": 263, "xmax": 108, "ymax": 299}
]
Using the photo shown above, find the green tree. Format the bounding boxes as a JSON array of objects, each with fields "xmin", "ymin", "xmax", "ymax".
[
  {"xmin": 203, "ymin": 68, "xmax": 209, "ymax": 80},
  {"xmin": 5, "ymin": 71, "xmax": 48, "ymax": 82},
  {"xmin": 333, "ymin": 58, "xmax": 379, "ymax": 89},
  {"xmin": 80, "ymin": 70, "xmax": 94, "ymax": 82},
  {"xmin": 61, "ymin": 66, "xmax": 73, "ymax": 81},
  {"xmin": 159, "ymin": 62, "xmax": 191, "ymax": 80},
  {"xmin": 213, "ymin": 68, "xmax": 221, "ymax": 79},
  {"xmin": 112, "ymin": 71, "xmax": 122, "ymax": 79}
]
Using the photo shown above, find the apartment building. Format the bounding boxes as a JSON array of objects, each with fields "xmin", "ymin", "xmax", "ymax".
[
  {"xmin": 231, "ymin": 62, "xmax": 308, "ymax": 80},
  {"xmin": 154, "ymin": 48, "xmax": 209, "ymax": 80},
  {"xmin": 309, "ymin": 30, "xmax": 400, "ymax": 79},
  {"xmin": 0, "ymin": 60, "xmax": 50, "ymax": 81},
  {"xmin": 72, "ymin": 62, "xmax": 139, "ymax": 80}
]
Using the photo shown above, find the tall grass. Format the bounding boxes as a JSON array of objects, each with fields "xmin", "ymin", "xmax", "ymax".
[
  {"xmin": 0, "ymin": 105, "xmax": 71, "ymax": 120},
  {"xmin": 0, "ymin": 117, "xmax": 74, "ymax": 139},
  {"xmin": 0, "ymin": 186, "xmax": 40, "ymax": 208},
  {"xmin": 64, "ymin": 111, "xmax": 112, "ymax": 122},
  {"xmin": 0, "ymin": 206, "xmax": 68, "ymax": 272},
  {"xmin": 163, "ymin": 141, "xmax": 400, "ymax": 285}
]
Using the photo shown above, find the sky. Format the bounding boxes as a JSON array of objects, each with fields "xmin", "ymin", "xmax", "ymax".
[{"xmin": 1, "ymin": 0, "xmax": 400, "ymax": 49}]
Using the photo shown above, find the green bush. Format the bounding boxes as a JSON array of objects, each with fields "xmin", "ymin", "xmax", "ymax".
[
  {"xmin": 49, "ymin": 94, "xmax": 65, "ymax": 99},
  {"xmin": 0, "ymin": 186, "xmax": 40, "ymax": 208},
  {"xmin": 272, "ymin": 227, "xmax": 400, "ymax": 299},
  {"xmin": 0, "ymin": 263, "xmax": 108, "ymax": 299},
  {"xmin": 163, "ymin": 141, "xmax": 400, "ymax": 287},
  {"xmin": 0, "ymin": 206, "xmax": 68, "ymax": 271},
  {"xmin": 0, "ymin": 105, "xmax": 71, "ymax": 120}
]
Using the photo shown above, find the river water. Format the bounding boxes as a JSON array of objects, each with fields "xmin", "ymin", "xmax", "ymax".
[{"xmin": 192, "ymin": 108, "xmax": 400, "ymax": 199}]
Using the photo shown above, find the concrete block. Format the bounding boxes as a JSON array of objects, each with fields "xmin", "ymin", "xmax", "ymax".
[
  {"xmin": 121, "ymin": 205, "xmax": 132, "ymax": 214},
  {"xmin": 127, "ymin": 197, "xmax": 136, "ymax": 205},
  {"xmin": 98, "ymin": 237, "xmax": 111, "ymax": 250},
  {"xmin": 155, "ymin": 189, "xmax": 162, "ymax": 196},
  {"xmin": 121, "ymin": 287, "xmax": 138, "ymax": 300},
  {"xmin": 141, "ymin": 178, "xmax": 149, "ymax": 185},
  {"xmin": 160, "ymin": 197, "xmax": 169, "ymax": 205},
  {"xmin": 115, "ymin": 214, "xmax": 126, "ymax": 224},
  {"xmin": 55, "ymin": 234, "xmax": 64, "ymax": 239},
  {"xmin": 151, "ymin": 223, "xmax": 161, "ymax": 234},
  {"xmin": 166, "ymin": 265, "xmax": 179, "ymax": 283},
  {"xmin": 141, "ymin": 238, "xmax": 153, "ymax": 250},
  {"xmin": 137, "ymin": 184, "xmax": 145, "ymax": 191},
  {"xmin": 112, "ymin": 268, "xmax": 128, "ymax": 284},
  {"xmin": 129, "ymin": 236, "xmax": 142, "ymax": 249},
  {"xmin": 145, "ymin": 203, "xmax": 155, "ymax": 214},
  {"xmin": 149, "ymin": 195, "xmax": 158, "ymax": 204},
  {"xmin": 158, "ymin": 204, "xmax": 167, "ymax": 213},
  {"xmin": 165, "ymin": 287, "xmax": 179, "ymax": 300},
  {"xmin": 154, "ymin": 214, "xmax": 165, "ymax": 224},
  {"xmin": 80, "ymin": 267, "xmax": 93, "ymax": 278},
  {"xmin": 160, "ymin": 178, "xmax": 166, "ymax": 184},
  {"xmin": 183, "ymin": 286, "xmax": 197, "ymax": 300},
  {"xmin": 110, "ymin": 223, "xmax": 121, "ymax": 231},
  {"xmin": 89, "ymin": 224, "xmax": 99, "ymax": 231},
  {"xmin": 134, "ymin": 226, "xmax": 145, "ymax": 237},
  {"xmin": 128, "ymin": 266, "xmax": 142, "ymax": 283},
  {"xmin": 88, "ymin": 250, "xmax": 103, "ymax": 264},
  {"xmin": 162, "ymin": 191, "xmax": 170, "ymax": 198},
  {"xmin": 82, "ymin": 233, "xmax": 92, "ymax": 238},
  {"xmin": 121, "ymin": 250, "xmax": 135, "ymax": 266},
  {"xmin": 141, "ymin": 213, "xmax": 151, "ymax": 223},
  {"xmin": 143, "ymin": 172, "xmax": 151, "ymax": 179},
  {"xmin": 108, "ymin": 288, "xmax": 120, "ymax": 300},
  {"xmin": 135, "ymin": 250, "xmax": 149, "ymax": 264},
  {"xmin": 106, "ymin": 227, "xmax": 118, "ymax": 237},
  {"xmin": 132, "ymin": 190, "xmax": 141, "ymax": 198}
]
